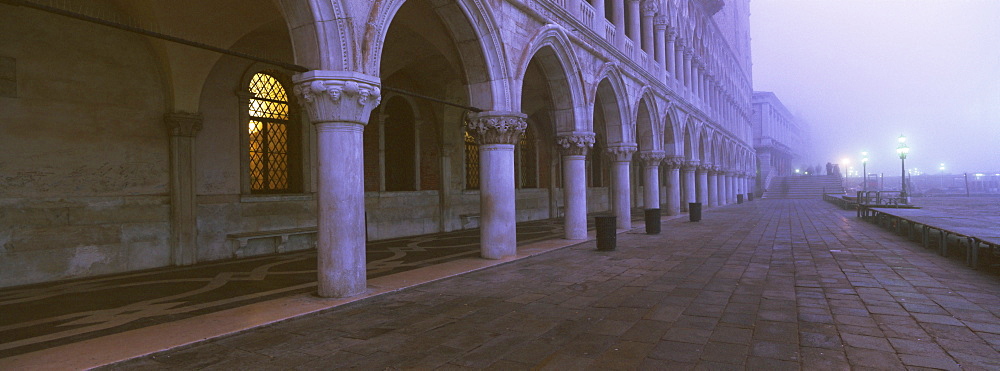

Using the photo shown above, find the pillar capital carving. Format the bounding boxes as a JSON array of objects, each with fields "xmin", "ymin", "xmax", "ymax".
[
  {"xmin": 654, "ymin": 16, "xmax": 668, "ymax": 28},
  {"xmin": 556, "ymin": 133, "xmax": 595, "ymax": 156},
  {"xmin": 662, "ymin": 156, "xmax": 685, "ymax": 169},
  {"xmin": 293, "ymin": 70, "xmax": 381, "ymax": 125},
  {"xmin": 164, "ymin": 111, "xmax": 202, "ymax": 137},
  {"xmin": 642, "ymin": 0, "xmax": 658, "ymax": 16},
  {"xmin": 466, "ymin": 111, "xmax": 528, "ymax": 145},
  {"xmin": 682, "ymin": 161, "xmax": 700, "ymax": 171},
  {"xmin": 606, "ymin": 144, "xmax": 637, "ymax": 162},
  {"xmin": 639, "ymin": 151, "xmax": 667, "ymax": 166}
]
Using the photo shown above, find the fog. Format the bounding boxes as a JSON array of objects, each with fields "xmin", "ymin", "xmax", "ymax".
[{"xmin": 750, "ymin": 0, "xmax": 1000, "ymax": 175}]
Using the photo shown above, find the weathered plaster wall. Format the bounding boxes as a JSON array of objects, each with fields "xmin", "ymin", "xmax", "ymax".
[{"xmin": 0, "ymin": 3, "xmax": 169, "ymax": 287}]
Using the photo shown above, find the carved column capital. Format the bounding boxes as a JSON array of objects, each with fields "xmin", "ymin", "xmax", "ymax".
[
  {"xmin": 466, "ymin": 111, "xmax": 528, "ymax": 145},
  {"xmin": 682, "ymin": 161, "xmax": 700, "ymax": 171},
  {"xmin": 642, "ymin": 0, "xmax": 658, "ymax": 16},
  {"xmin": 293, "ymin": 70, "xmax": 381, "ymax": 125},
  {"xmin": 662, "ymin": 156, "xmax": 685, "ymax": 169},
  {"xmin": 639, "ymin": 151, "xmax": 667, "ymax": 166},
  {"xmin": 556, "ymin": 133, "xmax": 595, "ymax": 156},
  {"xmin": 606, "ymin": 144, "xmax": 637, "ymax": 162},
  {"xmin": 654, "ymin": 16, "xmax": 668, "ymax": 29},
  {"xmin": 164, "ymin": 111, "xmax": 202, "ymax": 137}
]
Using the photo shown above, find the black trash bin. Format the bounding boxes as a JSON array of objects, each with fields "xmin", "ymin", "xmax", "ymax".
[
  {"xmin": 748, "ymin": 193, "xmax": 754, "ymax": 201},
  {"xmin": 688, "ymin": 202, "xmax": 702, "ymax": 222},
  {"xmin": 595, "ymin": 215, "xmax": 617, "ymax": 251},
  {"xmin": 644, "ymin": 208, "xmax": 661, "ymax": 234},
  {"xmin": 737, "ymin": 194, "xmax": 744, "ymax": 204}
]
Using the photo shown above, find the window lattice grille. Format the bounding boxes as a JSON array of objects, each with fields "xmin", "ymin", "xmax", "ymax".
[
  {"xmin": 464, "ymin": 131, "xmax": 479, "ymax": 190},
  {"xmin": 248, "ymin": 73, "xmax": 290, "ymax": 192}
]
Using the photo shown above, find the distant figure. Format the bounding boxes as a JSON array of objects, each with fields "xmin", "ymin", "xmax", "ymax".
[
  {"xmin": 826, "ymin": 162, "xmax": 833, "ymax": 175},
  {"xmin": 833, "ymin": 164, "xmax": 841, "ymax": 177}
]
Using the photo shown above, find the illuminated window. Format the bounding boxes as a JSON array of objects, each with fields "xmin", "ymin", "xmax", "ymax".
[
  {"xmin": 247, "ymin": 72, "xmax": 293, "ymax": 193},
  {"xmin": 464, "ymin": 131, "xmax": 479, "ymax": 190}
]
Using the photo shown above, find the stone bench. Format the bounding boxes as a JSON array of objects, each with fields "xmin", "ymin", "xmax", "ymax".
[{"xmin": 226, "ymin": 227, "xmax": 317, "ymax": 257}]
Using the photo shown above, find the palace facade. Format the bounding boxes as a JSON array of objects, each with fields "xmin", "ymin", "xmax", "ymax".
[{"xmin": 0, "ymin": 0, "xmax": 755, "ymax": 296}]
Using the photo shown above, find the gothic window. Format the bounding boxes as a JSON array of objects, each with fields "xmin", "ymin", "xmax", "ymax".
[
  {"xmin": 464, "ymin": 131, "xmax": 479, "ymax": 190},
  {"xmin": 515, "ymin": 128, "xmax": 538, "ymax": 188},
  {"xmin": 247, "ymin": 72, "xmax": 299, "ymax": 194}
]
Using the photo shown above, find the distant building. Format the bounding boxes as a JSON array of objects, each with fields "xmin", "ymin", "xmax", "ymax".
[{"xmin": 751, "ymin": 91, "xmax": 808, "ymax": 191}]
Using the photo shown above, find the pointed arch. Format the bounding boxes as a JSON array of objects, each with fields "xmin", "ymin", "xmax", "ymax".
[
  {"xmin": 592, "ymin": 63, "xmax": 633, "ymax": 145},
  {"xmin": 514, "ymin": 25, "xmax": 586, "ymax": 134},
  {"xmin": 663, "ymin": 105, "xmax": 684, "ymax": 157},
  {"xmin": 365, "ymin": 0, "xmax": 510, "ymax": 110},
  {"xmin": 634, "ymin": 89, "xmax": 660, "ymax": 153}
]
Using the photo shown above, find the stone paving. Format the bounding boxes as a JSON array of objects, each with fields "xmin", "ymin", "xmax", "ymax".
[{"xmin": 103, "ymin": 200, "xmax": 1000, "ymax": 370}]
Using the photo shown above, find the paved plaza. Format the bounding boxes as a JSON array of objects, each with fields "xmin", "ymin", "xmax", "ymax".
[{"xmin": 92, "ymin": 199, "xmax": 1000, "ymax": 370}]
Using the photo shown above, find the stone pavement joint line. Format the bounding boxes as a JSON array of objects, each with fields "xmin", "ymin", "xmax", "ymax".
[{"xmin": 14, "ymin": 200, "xmax": 1000, "ymax": 370}]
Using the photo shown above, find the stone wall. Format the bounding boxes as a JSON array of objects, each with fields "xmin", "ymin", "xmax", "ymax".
[{"xmin": 0, "ymin": 3, "xmax": 169, "ymax": 288}]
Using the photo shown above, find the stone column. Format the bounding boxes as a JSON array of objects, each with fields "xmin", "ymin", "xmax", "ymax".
[
  {"xmin": 682, "ymin": 162, "xmax": 698, "ymax": 208},
  {"xmin": 294, "ymin": 70, "xmax": 381, "ymax": 298},
  {"xmin": 608, "ymin": 144, "xmax": 637, "ymax": 229},
  {"xmin": 640, "ymin": 1, "xmax": 656, "ymax": 53},
  {"xmin": 613, "ymin": 0, "xmax": 627, "ymax": 47},
  {"xmin": 640, "ymin": 151, "xmax": 666, "ymax": 210},
  {"xmin": 653, "ymin": 17, "xmax": 667, "ymax": 70},
  {"xmin": 707, "ymin": 168, "xmax": 719, "ymax": 207},
  {"xmin": 683, "ymin": 50, "xmax": 693, "ymax": 89},
  {"xmin": 697, "ymin": 65, "xmax": 707, "ymax": 100},
  {"xmin": 674, "ymin": 40, "xmax": 685, "ymax": 82},
  {"xmin": 667, "ymin": 31, "xmax": 678, "ymax": 78},
  {"xmin": 721, "ymin": 172, "xmax": 730, "ymax": 204},
  {"xmin": 592, "ymin": 0, "xmax": 605, "ymax": 23},
  {"xmin": 727, "ymin": 172, "xmax": 736, "ymax": 203},
  {"xmin": 627, "ymin": 0, "xmax": 642, "ymax": 44},
  {"xmin": 691, "ymin": 55, "xmax": 701, "ymax": 99},
  {"xmin": 467, "ymin": 111, "xmax": 528, "ymax": 259},
  {"xmin": 664, "ymin": 157, "xmax": 682, "ymax": 215},
  {"xmin": 557, "ymin": 133, "xmax": 595, "ymax": 240},
  {"xmin": 696, "ymin": 164, "xmax": 709, "ymax": 205},
  {"xmin": 165, "ymin": 112, "xmax": 202, "ymax": 266},
  {"xmin": 714, "ymin": 169, "xmax": 725, "ymax": 205}
]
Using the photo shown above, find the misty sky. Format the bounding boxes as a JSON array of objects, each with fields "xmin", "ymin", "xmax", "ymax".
[{"xmin": 750, "ymin": 0, "xmax": 1000, "ymax": 175}]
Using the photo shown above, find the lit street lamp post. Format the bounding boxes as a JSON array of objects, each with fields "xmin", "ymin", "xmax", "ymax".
[
  {"xmin": 896, "ymin": 135, "xmax": 909, "ymax": 202},
  {"xmin": 861, "ymin": 151, "xmax": 869, "ymax": 192}
]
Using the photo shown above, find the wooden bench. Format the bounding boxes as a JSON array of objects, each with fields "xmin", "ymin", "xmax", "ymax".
[{"xmin": 226, "ymin": 227, "xmax": 317, "ymax": 257}]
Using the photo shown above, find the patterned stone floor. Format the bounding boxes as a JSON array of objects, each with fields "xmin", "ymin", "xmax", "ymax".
[
  {"xmin": 95, "ymin": 200, "xmax": 1000, "ymax": 370},
  {"xmin": 0, "ymin": 216, "xmax": 578, "ymax": 358}
]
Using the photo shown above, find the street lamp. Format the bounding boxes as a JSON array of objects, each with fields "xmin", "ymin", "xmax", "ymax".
[
  {"xmin": 896, "ymin": 135, "xmax": 909, "ymax": 201},
  {"xmin": 861, "ymin": 151, "xmax": 869, "ymax": 192}
]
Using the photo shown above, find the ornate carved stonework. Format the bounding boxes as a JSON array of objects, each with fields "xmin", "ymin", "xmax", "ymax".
[
  {"xmin": 642, "ymin": 0, "xmax": 658, "ymax": 16},
  {"xmin": 682, "ymin": 161, "xmax": 700, "ymax": 171},
  {"xmin": 662, "ymin": 156, "xmax": 685, "ymax": 169},
  {"xmin": 639, "ymin": 151, "xmax": 666, "ymax": 166},
  {"xmin": 164, "ymin": 111, "xmax": 203, "ymax": 137},
  {"xmin": 293, "ymin": 71, "xmax": 381, "ymax": 125},
  {"xmin": 466, "ymin": 111, "xmax": 527, "ymax": 145},
  {"xmin": 606, "ymin": 145, "xmax": 637, "ymax": 162},
  {"xmin": 556, "ymin": 133, "xmax": 595, "ymax": 156},
  {"xmin": 654, "ymin": 16, "xmax": 668, "ymax": 29}
]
